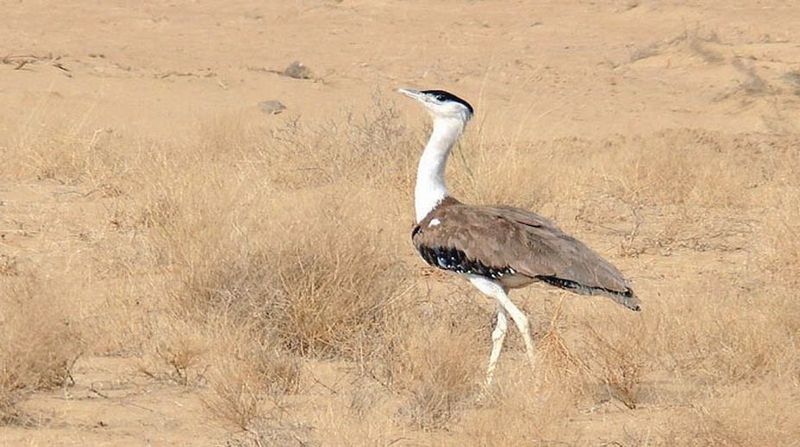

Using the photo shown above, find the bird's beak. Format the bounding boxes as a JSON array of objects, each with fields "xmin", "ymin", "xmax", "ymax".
[{"xmin": 397, "ymin": 88, "xmax": 425, "ymax": 102}]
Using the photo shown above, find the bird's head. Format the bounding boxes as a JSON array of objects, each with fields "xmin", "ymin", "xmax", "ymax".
[{"xmin": 397, "ymin": 88, "xmax": 474, "ymax": 124}]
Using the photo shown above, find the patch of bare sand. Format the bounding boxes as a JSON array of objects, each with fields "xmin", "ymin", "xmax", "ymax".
[{"xmin": 2, "ymin": 357, "xmax": 227, "ymax": 446}]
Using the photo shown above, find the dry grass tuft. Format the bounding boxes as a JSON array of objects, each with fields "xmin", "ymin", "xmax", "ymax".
[
  {"xmin": 0, "ymin": 122, "xmax": 127, "ymax": 190},
  {"xmin": 582, "ymin": 322, "xmax": 645, "ymax": 409},
  {"xmin": 392, "ymin": 315, "xmax": 483, "ymax": 429},
  {"xmin": 534, "ymin": 299, "xmax": 586, "ymax": 389},
  {"xmin": 133, "ymin": 97, "xmax": 417, "ymax": 364},
  {"xmin": 0, "ymin": 277, "xmax": 81, "ymax": 425},
  {"xmin": 263, "ymin": 93, "xmax": 420, "ymax": 193},
  {"xmin": 268, "ymin": 239, "xmax": 410, "ymax": 358},
  {"xmin": 139, "ymin": 317, "xmax": 211, "ymax": 386},
  {"xmin": 163, "ymin": 199, "xmax": 412, "ymax": 360},
  {"xmin": 535, "ymin": 298, "xmax": 646, "ymax": 409},
  {"xmin": 203, "ymin": 331, "xmax": 301, "ymax": 431}
]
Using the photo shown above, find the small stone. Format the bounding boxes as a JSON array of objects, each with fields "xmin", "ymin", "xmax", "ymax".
[
  {"xmin": 258, "ymin": 100, "xmax": 286, "ymax": 115},
  {"xmin": 282, "ymin": 61, "xmax": 312, "ymax": 79}
]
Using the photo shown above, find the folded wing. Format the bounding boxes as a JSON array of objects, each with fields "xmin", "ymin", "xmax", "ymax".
[{"xmin": 412, "ymin": 200, "xmax": 640, "ymax": 311}]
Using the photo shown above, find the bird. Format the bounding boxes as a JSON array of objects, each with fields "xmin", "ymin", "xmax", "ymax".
[{"xmin": 398, "ymin": 88, "xmax": 641, "ymax": 385}]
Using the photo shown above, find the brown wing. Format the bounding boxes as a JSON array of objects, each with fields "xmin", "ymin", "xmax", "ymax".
[{"xmin": 412, "ymin": 200, "xmax": 640, "ymax": 311}]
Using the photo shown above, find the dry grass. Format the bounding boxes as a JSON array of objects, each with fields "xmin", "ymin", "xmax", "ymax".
[
  {"xmin": 124, "ymin": 103, "xmax": 435, "ymax": 434},
  {"xmin": 765, "ymin": 188, "xmax": 800, "ymax": 287},
  {"xmin": 0, "ymin": 277, "xmax": 81, "ymax": 425},
  {"xmin": 452, "ymin": 128, "xmax": 770, "ymax": 221},
  {"xmin": 388, "ymin": 306, "xmax": 485, "ymax": 429},
  {"xmin": 202, "ymin": 323, "xmax": 301, "ymax": 432},
  {"xmin": 2, "ymin": 97, "xmax": 799, "ymax": 444},
  {"xmin": 0, "ymin": 116, "xmax": 128, "ymax": 193},
  {"xmin": 256, "ymin": 93, "xmax": 420, "ymax": 194},
  {"xmin": 141, "ymin": 159, "xmax": 413, "ymax": 362}
]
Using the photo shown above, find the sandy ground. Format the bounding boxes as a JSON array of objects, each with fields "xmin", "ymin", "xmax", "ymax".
[
  {"xmin": 4, "ymin": 0, "xmax": 799, "ymax": 140},
  {"xmin": 2, "ymin": 0, "xmax": 800, "ymax": 445}
]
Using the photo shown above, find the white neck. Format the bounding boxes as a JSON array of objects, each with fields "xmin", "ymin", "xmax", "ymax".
[{"xmin": 415, "ymin": 117, "xmax": 465, "ymax": 222}]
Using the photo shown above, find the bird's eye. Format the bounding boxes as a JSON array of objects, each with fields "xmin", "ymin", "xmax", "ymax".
[{"xmin": 437, "ymin": 95, "xmax": 447, "ymax": 101}]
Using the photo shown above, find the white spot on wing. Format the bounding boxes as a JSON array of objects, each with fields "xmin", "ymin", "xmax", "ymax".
[{"xmin": 429, "ymin": 218, "xmax": 441, "ymax": 227}]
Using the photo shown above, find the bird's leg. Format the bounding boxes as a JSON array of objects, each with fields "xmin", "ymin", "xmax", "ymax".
[
  {"xmin": 486, "ymin": 305, "xmax": 508, "ymax": 386},
  {"xmin": 468, "ymin": 276, "xmax": 535, "ymax": 375},
  {"xmin": 493, "ymin": 290, "xmax": 535, "ymax": 369}
]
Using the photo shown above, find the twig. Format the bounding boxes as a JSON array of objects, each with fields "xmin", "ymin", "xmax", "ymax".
[
  {"xmin": 53, "ymin": 62, "xmax": 70, "ymax": 72},
  {"xmin": 89, "ymin": 384, "xmax": 110, "ymax": 399}
]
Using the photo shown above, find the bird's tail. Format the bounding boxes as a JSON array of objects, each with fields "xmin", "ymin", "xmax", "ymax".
[
  {"xmin": 536, "ymin": 276, "xmax": 641, "ymax": 311},
  {"xmin": 609, "ymin": 289, "xmax": 641, "ymax": 312}
]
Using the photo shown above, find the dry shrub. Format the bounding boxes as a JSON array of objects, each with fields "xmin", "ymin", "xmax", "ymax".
[
  {"xmin": 160, "ymin": 193, "xmax": 412, "ymax": 360},
  {"xmin": 209, "ymin": 369, "xmax": 266, "ymax": 432},
  {"xmin": 138, "ymin": 316, "xmax": 212, "ymax": 386},
  {"xmin": 205, "ymin": 355, "xmax": 300, "ymax": 432},
  {"xmin": 352, "ymin": 291, "xmax": 487, "ymax": 430},
  {"xmin": 699, "ymin": 307, "xmax": 792, "ymax": 384},
  {"xmin": 133, "ymin": 96, "xmax": 417, "ymax": 363},
  {"xmin": 263, "ymin": 93, "xmax": 420, "ymax": 193},
  {"xmin": 530, "ymin": 299, "xmax": 594, "ymax": 413},
  {"xmin": 0, "ymin": 277, "xmax": 81, "ymax": 425},
  {"xmin": 144, "ymin": 183, "xmax": 411, "ymax": 426},
  {"xmin": 155, "ymin": 338, "xmax": 206, "ymax": 386},
  {"xmin": 266, "ymin": 234, "xmax": 410, "ymax": 358}
]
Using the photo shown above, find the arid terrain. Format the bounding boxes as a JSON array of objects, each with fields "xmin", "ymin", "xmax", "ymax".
[{"xmin": 1, "ymin": 1, "xmax": 799, "ymax": 445}]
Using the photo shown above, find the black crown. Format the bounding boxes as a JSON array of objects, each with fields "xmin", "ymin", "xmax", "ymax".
[{"xmin": 421, "ymin": 90, "xmax": 474, "ymax": 115}]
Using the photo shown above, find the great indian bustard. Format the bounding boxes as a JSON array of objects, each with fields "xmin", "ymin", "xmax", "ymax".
[{"xmin": 398, "ymin": 88, "xmax": 641, "ymax": 385}]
